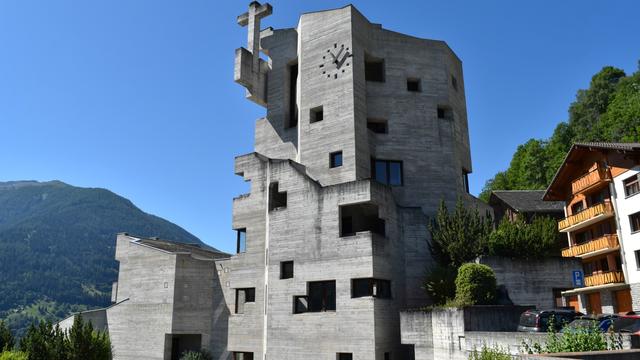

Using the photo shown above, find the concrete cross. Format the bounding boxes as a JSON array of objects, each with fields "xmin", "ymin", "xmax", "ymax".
[{"xmin": 237, "ymin": 2, "xmax": 272, "ymax": 70}]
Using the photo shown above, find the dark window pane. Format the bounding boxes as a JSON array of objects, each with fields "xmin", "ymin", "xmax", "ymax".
[
  {"xmin": 294, "ymin": 296, "xmax": 308, "ymax": 314},
  {"xmin": 365, "ymin": 60, "xmax": 384, "ymax": 82},
  {"xmin": 375, "ymin": 161, "xmax": 387, "ymax": 184},
  {"xmin": 308, "ymin": 281, "xmax": 336, "ymax": 312},
  {"xmin": 367, "ymin": 120, "xmax": 388, "ymax": 134},
  {"xmin": 236, "ymin": 229, "xmax": 247, "ymax": 253},
  {"xmin": 352, "ymin": 279, "xmax": 371, "ymax": 298},
  {"xmin": 389, "ymin": 162, "xmax": 402, "ymax": 185},
  {"xmin": 631, "ymin": 212, "xmax": 640, "ymax": 232},
  {"xmin": 281, "ymin": 261, "xmax": 294, "ymax": 279},
  {"xmin": 341, "ymin": 216, "xmax": 353, "ymax": 236},
  {"xmin": 375, "ymin": 279, "xmax": 392, "ymax": 299},
  {"xmin": 338, "ymin": 354, "xmax": 353, "ymax": 360},
  {"xmin": 330, "ymin": 152, "xmax": 343, "ymax": 168}
]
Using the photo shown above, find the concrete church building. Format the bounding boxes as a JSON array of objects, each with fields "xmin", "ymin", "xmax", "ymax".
[{"xmin": 61, "ymin": 3, "xmax": 484, "ymax": 360}]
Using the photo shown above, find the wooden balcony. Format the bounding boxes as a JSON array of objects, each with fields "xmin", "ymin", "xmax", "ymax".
[
  {"xmin": 571, "ymin": 167, "xmax": 611, "ymax": 195},
  {"xmin": 558, "ymin": 201, "xmax": 614, "ymax": 232},
  {"xmin": 561, "ymin": 234, "xmax": 619, "ymax": 258},
  {"xmin": 584, "ymin": 271, "xmax": 625, "ymax": 287}
]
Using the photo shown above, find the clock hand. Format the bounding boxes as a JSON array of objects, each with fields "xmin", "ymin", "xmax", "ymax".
[
  {"xmin": 334, "ymin": 47, "xmax": 344, "ymax": 63},
  {"xmin": 328, "ymin": 50, "xmax": 337, "ymax": 62},
  {"xmin": 336, "ymin": 51, "xmax": 351, "ymax": 69}
]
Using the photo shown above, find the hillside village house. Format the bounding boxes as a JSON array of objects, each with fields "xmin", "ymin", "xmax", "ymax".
[
  {"xmin": 544, "ymin": 142, "xmax": 640, "ymax": 315},
  {"xmin": 488, "ymin": 190, "xmax": 564, "ymax": 225}
]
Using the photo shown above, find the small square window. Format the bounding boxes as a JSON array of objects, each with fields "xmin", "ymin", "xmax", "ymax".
[
  {"xmin": 631, "ymin": 212, "xmax": 640, "ymax": 232},
  {"xmin": 235, "ymin": 288, "xmax": 255, "ymax": 314},
  {"xmin": 281, "ymin": 261, "xmax": 294, "ymax": 279},
  {"xmin": 337, "ymin": 353, "xmax": 352, "ymax": 360},
  {"xmin": 310, "ymin": 106, "xmax": 324, "ymax": 123},
  {"xmin": 437, "ymin": 106, "xmax": 452, "ymax": 120},
  {"xmin": 407, "ymin": 78, "xmax": 421, "ymax": 92},
  {"xmin": 365, "ymin": 57, "xmax": 385, "ymax": 82},
  {"xmin": 330, "ymin": 151, "xmax": 343, "ymax": 168},
  {"xmin": 367, "ymin": 119, "xmax": 388, "ymax": 134},
  {"xmin": 624, "ymin": 174, "xmax": 640, "ymax": 197}
]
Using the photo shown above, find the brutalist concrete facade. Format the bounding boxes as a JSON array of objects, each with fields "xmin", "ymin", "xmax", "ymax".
[{"xmin": 221, "ymin": 3, "xmax": 480, "ymax": 360}]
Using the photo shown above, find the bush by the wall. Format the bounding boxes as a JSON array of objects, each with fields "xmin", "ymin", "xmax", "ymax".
[
  {"xmin": 468, "ymin": 345, "xmax": 512, "ymax": 360},
  {"xmin": 423, "ymin": 265, "xmax": 457, "ymax": 306},
  {"xmin": 180, "ymin": 350, "xmax": 213, "ymax": 360},
  {"xmin": 455, "ymin": 263, "xmax": 497, "ymax": 305},
  {"xmin": 0, "ymin": 351, "xmax": 28, "ymax": 360}
]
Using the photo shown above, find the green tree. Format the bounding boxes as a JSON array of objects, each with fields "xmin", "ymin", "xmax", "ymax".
[
  {"xmin": 0, "ymin": 321, "xmax": 14, "ymax": 352},
  {"xmin": 428, "ymin": 199, "xmax": 493, "ymax": 267},
  {"xmin": 454, "ymin": 263, "xmax": 497, "ymax": 306},
  {"xmin": 67, "ymin": 315, "xmax": 111, "ymax": 360},
  {"xmin": 19, "ymin": 321, "xmax": 66, "ymax": 360}
]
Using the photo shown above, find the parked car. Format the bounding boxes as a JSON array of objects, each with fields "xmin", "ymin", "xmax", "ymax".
[
  {"xmin": 561, "ymin": 314, "xmax": 618, "ymax": 333},
  {"xmin": 518, "ymin": 309, "xmax": 584, "ymax": 332},
  {"xmin": 612, "ymin": 315, "xmax": 640, "ymax": 335}
]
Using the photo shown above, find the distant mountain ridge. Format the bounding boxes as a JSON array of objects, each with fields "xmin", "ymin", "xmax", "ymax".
[{"xmin": 0, "ymin": 180, "xmax": 210, "ymax": 336}]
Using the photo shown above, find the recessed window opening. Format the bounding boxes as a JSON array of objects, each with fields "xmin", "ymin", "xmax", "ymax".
[
  {"xmin": 236, "ymin": 228, "xmax": 247, "ymax": 254},
  {"xmin": 232, "ymin": 352, "xmax": 254, "ymax": 360},
  {"xmin": 280, "ymin": 261, "xmax": 294, "ymax": 279},
  {"xmin": 340, "ymin": 203, "xmax": 385, "ymax": 237},
  {"xmin": 365, "ymin": 54, "xmax": 385, "ymax": 82},
  {"xmin": 630, "ymin": 212, "xmax": 640, "ymax": 233},
  {"xmin": 462, "ymin": 169, "xmax": 470, "ymax": 193},
  {"xmin": 337, "ymin": 354, "xmax": 353, "ymax": 360},
  {"xmin": 330, "ymin": 151, "xmax": 343, "ymax": 168},
  {"xmin": 269, "ymin": 182, "xmax": 287, "ymax": 211},
  {"xmin": 310, "ymin": 106, "xmax": 324, "ymax": 123},
  {"xmin": 367, "ymin": 118, "xmax": 388, "ymax": 134},
  {"xmin": 235, "ymin": 288, "xmax": 255, "ymax": 314},
  {"xmin": 352, "ymin": 278, "xmax": 392, "ymax": 299},
  {"xmin": 624, "ymin": 174, "xmax": 640, "ymax": 197},
  {"xmin": 451, "ymin": 75, "xmax": 458, "ymax": 91},
  {"xmin": 407, "ymin": 78, "xmax": 421, "ymax": 92},
  {"xmin": 372, "ymin": 159, "xmax": 403, "ymax": 186},
  {"xmin": 437, "ymin": 106, "xmax": 453, "ymax": 120},
  {"xmin": 635, "ymin": 250, "xmax": 640, "ymax": 270},
  {"xmin": 286, "ymin": 62, "xmax": 299, "ymax": 128},
  {"xmin": 294, "ymin": 280, "xmax": 336, "ymax": 313}
]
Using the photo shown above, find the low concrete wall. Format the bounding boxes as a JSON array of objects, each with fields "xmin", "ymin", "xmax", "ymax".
[
  {"xmin": 478, "ymin": 256, "xmax": 582, "ymax": 310},
  {"xmin": 57, "ymin": 308, "xmax": 108, "ymax": 333},
  {"xmin": 518, "ymin": 349, "xmax": 640, "ymax": 359},
  {"xmin": 401, "ymin": 308, "xmax": 637, "ymax": 360},
  {"xmin": 464, "ymin": 305, "xmax": 531, "ymax": 331}
]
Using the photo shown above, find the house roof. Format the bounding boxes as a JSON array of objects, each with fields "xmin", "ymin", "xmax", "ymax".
[
  {"xmin": 489, "ymin": 190, "xmax": 564, "ymax": 213},
  {"xmin": 123, "ymin": 234, "xmax": 230, "ymax": 259},
  {"xmin": 544, "ymin": 142, "xmax": 640, "ymax": 201}
]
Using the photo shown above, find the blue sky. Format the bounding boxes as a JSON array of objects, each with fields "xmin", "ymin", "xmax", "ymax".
[{"xmin": 1, "ymin": 1, "xmax": 638, "ymax": 252}]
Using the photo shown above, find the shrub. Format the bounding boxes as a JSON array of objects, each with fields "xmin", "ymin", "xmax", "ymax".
[
  {"xmin": 180, "ymin": 350, "xmax": 213, "ymax": 360},
  {"xmin": 455, "ymin": 263, "xmax": 497, "ymax": 305},
  {"xmin": 0, "ymin": 321, "xmax": 14, "ymax": 352},
  {"xmin": 468, "ymin": 344, "xmax": 512, "ymax": 360},
  {"xmin": 0, "ymin": 351, "xmax": 28, "ymax": 360},
  {"xmin": 423, "ymin": 265, "xmax": 457, "ymax": 305},
  {"xmin": 522, "ymin": 318, "xmax": 622, "ymax": 354}
]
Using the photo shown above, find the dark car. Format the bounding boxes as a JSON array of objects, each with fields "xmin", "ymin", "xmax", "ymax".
[
  {"xmin": 518, "ymin": 309, "xmax": 584, "ymax": 332},
  {"xmin": 561, "ymin": 314, "xmax": 618, "ymax": 333},
  {"xmin": 612, "ymin": 315, "xmax": 640, "ymax": 335}
]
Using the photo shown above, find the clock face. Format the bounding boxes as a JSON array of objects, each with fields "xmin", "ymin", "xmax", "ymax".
[{"xmin": 319, "ymin": 43, "xmax": 352, "ymax": 79}]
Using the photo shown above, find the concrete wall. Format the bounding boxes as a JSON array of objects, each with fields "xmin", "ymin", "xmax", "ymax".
[
  {"xmin": 479, "ymin": 256, "xmax": 582, "ymax": 309},
  {"xmin": 401, "ymin": 308, "xmax": 637, "ymax": 360},
  {"xmin": 58, "ymin": 308, "xmax": 108, "ymax": 333}
]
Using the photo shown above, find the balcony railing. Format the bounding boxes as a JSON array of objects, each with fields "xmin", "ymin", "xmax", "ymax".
[
  {"xmin": 561, "ymin": 234, "xmax": 619, "ymax": 258},
  {"xmin": 584, "ymin": 271, "xmax": 625, "ymax": 287},
  {"xmin": 558, "ymin": 201, "xmax": 614, "ymax": 231},
  {"xmin": 571, "ymin": 167, "xmax": 611, "ymax": 195}
]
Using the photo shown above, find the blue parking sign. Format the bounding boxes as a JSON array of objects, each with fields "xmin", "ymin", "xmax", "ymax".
[{"xmin": 572, "ymin": 270, "xmax": 584, "ymax": 287}]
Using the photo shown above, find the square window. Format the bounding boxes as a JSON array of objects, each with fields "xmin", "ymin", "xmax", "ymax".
[
  {"xmin": 437, "ymin": 106, "xmax": 452, "ymax": 120},
  {"xmin": 337, "ymin": 354, "xmax": 353, "ymax": 360},
  {"xmin": 407, "ymin": 78, "xmax": 421, "ymax": 92},
  {"xmin": 308, "ymin": 280, "xmax": 336, "ymax": 312},
  {"xmin": 310, "ymin": 106, "xmax": 324, "ymax": 123},
  {"xmin": 365, "ymin": 57, "xmax": 385, "ymax": 82},
  {"xmin": 281, "ymin": 261, "xmax": 294, "ymax": 279},
  {"xmin": 367, "ymin": 119, "xmax": 388, "ymax": 134},
  {"xmin": 235, "ymin": 288, "xmax": 255, "ymax": 314},
  {"xmin": 236, "ymin": 228, "xmax": 247, "ymax": 254},
  {"xmin": 631, "ymin": 212, "xmax": 640, "ymax": 232},
  {"xmin": 372, "ymin": 159, "xmax": 403, "ymax": 186},
  {"xmin": 624, "ymin": 174, "xmax": 640, "ymax": 197},
  {"xmin": 330, "ymin": 151, "xmax": 343, "ymax": 168}
]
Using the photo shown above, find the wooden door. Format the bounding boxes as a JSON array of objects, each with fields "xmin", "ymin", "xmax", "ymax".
[
  {"xmin": 615, "ymin": 289, "xmax": 633, "ymax": 314},
  {"xmin": 567, "ymin": 295, "xmax": 579, "ymax": 312},
  {"xmin": 587, "ymin": 292, "xmax": 602, "ymax": 315}
]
